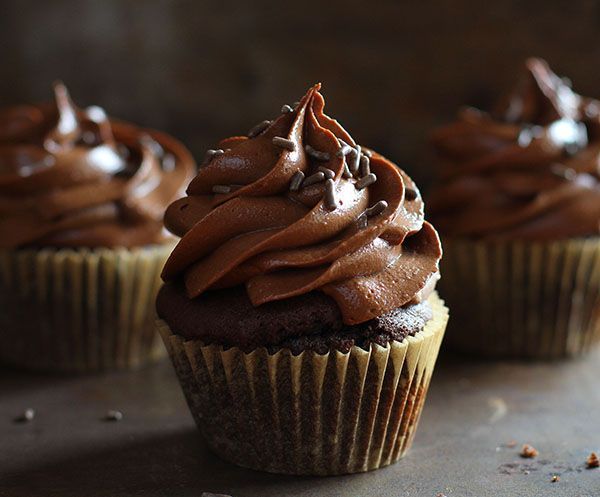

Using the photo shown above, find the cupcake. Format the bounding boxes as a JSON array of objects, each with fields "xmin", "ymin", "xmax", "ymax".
[
  {"xmin": 157, "ymin": 84, "xmax": 448, "ymax": 475},
  {"xmin": 0, "ymin": 83, "xmax": 195, "ymax": 372},
  {"xmin": 429, "ymin": 58, "xmax": 600, "ymax": 359}
]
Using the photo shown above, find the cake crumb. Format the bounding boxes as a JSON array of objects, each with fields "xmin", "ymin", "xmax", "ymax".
[
  {"xmin": 587, "ymin": 452, "xmax": 600, "ymax": 469},
  {"xmin": 520, "ymin": 444, "xmax": 538, "ymax": 458},
  {"xmin": 551, "ymin": 475, "xmax": 560, "ymax": 483}
]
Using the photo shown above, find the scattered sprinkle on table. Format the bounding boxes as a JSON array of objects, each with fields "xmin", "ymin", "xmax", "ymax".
[
  {"xmin": 104, "ymin": 410, "xmax": 123, "ymax": 422},
  {"xmin": 551, "ymin": 475, "xmax": 560, "ymax": 483},
  {"xmin": 14, "ymin": 408, "xmax": 35, "ymax": 423},
  {"xmin": 520, "ymin": 444, "xmax": 538, "ymax": 458}
]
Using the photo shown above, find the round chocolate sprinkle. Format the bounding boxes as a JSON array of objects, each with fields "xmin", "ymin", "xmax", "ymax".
[
  {"xmin": 202, "ymin": 149, "xmax": 224, "ymax": 166},
  {"xmin": 289, "ymin": 171, "xmax": 305, "ymax": 192},
  {"xmin": 360, "ymin": 154, "xmax": 370, "ymax": 177},
  {"xmin": 365, "ymin": 200, "xmax": 388, "ymax": 217},
  {"xmin": 317, "ymin": 166, "xmax": 335, "ymax": 180},
  {"xmin": 302, "ymin": 171, "xmax": 326, "ymax": 187},
  {"xmin": 355, "ymin": 173, "xmax": 377, "ymax": 190},
  {"xmin": 104, "ymin": 410, "xmax": 123, "ymax": 422},
  {"xmin": 247, "ymin": 120, "xmax": 271, "ymax": 138},
  {"xmin": 405, "ymin": 188, "xmax": 418, "ymax": 201},
  {"xmin": 272, "ymin": 136, "xmax": 296, "ymax": 151},
  {"xmin": 212, "ymin": 185, "xmax": 231, "ymax": 194},
  {"xmin": 305, "ymin": 145, "xmax": 331, "ymax": 161},
  {"xmin": 324, "ymin": 179, "xmax": 337, "ymax": 211},
  {"xmin": 14, "ymin": 408, "xmax": 35, "ymax": 423},
  {"xmin": 281, "ymin": 104, "xmax": 294, "ymax": 114}
]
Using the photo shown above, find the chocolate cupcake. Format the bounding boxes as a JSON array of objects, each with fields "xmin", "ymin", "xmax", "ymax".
[
  {"xmin": 429, "ymin": 58, "xmax": 600, "ymax": 359},
  {"xmin": 157, "ymin": 84, "xmax": 448, "ymax": 475},
  {"xmin": 0, "ymin": 83, "xmax": 195, "ymax": 372}
]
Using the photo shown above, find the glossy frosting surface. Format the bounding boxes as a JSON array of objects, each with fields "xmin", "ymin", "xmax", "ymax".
[
  {"xmin": 429, "ymin": 58, "xmax": 600, "ymax": 240},
  {"xmin": 0, "ymin": 83, "xmax": 195, "ymax": 248},
  {"xmin": 162, "ymin": 84, "xmax": 441, "ymax": 325}
]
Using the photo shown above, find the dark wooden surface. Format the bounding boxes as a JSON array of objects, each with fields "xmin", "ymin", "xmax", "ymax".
[{"xmin": 2, "ymin": 348, "xmax": 599, "ymax": 497}]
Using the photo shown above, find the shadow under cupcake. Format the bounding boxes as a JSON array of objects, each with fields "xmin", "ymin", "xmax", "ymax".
[{"xmin": 156, "ymin": 84, "xmax": 448, "ymax": 475}]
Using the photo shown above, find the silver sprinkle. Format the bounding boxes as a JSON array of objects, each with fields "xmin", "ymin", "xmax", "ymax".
[
  {"xmin": 360, "ymin": 154, "xmax": 370, "ymax": 177},
  {"xmin": 355, "ymin": 173, "xmax": 377, "ymax": 190},
  {"xmin": 356, "ymin": 213, "xmax": 368, "ymax": 229},
  {"xmin": 342, "ymin": 161, "xmax": 353, "ymax": 178},
  {"xmin": 289, "ymin": 171, "xmax": 305, "ymax": 191},
  {"xmin": 15, "ymin": 408, "xmax": 35, "ymax": 423},
  {"xmin": 248, "ymin": 120, "xmax": 271, "ymax": 138},
  {"xmin": 212, "ymin": 185, "xmax": 231, "ymax": 194},
  {"xmin": 302, "ymin": 171, "xmax": 326, "ymax": 187},
  {"xmin": 305, "ymin": 144, "xmax": 331, "ymax": 161},
  {"xmin": 104, "ymin": 410, "xmax": 123, "ymax": 422},
  {"xmin": 281, "ymin": 104, "xmax": 294, "ymax": 114},
  {"xmin": 365, "ymin": 200, "xmax": 388, "ymax": 217},
  {"xmin": 349, "ymin": 144, "xmax": 361, "ymax": 173},
  {"xmin": 202, "ymin": 148, "xmax": 224, "ymax": 166},
  {"xmin": 317, "ymin": 166, "xmax": 335, "ymax": 179},
  {"xmin": 324, "ymin": 179, "xmax": 337, "ymax": 211},
  {"xmin": 272, "ymin": 136, "xmax": 296, "ymax": 151}
]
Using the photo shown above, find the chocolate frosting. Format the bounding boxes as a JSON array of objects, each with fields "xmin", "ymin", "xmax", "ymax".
[
  {"xmin": 0, "ymin": 83, "xmax": 195, "ymax": 248},
  {"xmin": 429, "ymin": 58, "xmax": 600, "ymax": 240},
  {"xmin": 162, "ymin": 84, "xmax": 441, "ymax": 325}
]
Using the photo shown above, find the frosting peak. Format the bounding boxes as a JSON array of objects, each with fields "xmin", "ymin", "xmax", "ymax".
[
  {"xmin": 162, "ymin": 84, "xmax": 441, "ymax": 325},
  {"xmin": 429, "ymin": 58, "xmax": 600, "ymax": 240},
  {"xmin": 0, "ymin": 83, "xmax": 195, "ymax": 248}
]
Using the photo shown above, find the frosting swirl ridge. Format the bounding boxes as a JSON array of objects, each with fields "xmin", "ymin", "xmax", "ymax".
[
  {"xmin": 429, "ymin": 58, "xmax": 600, "ymax": 240},
  {"xmin": 0, "ymin": 83, "xmax": 195, "ymax": 248},
  {"xmin": 162, "ymin": 84, "xmax": 441, "ymax": 325}
]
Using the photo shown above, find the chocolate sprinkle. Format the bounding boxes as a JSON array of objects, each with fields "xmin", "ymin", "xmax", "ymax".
[
  {"xmin": 365, "ymin": 200, "xmax": 388, "ymax": 217},
  {"xmin": 14, "ymin": 408, "xmax": 35, "ymax": 423},
  {"xmin": 336, "ymin": 138, "xmax": 353, "ymax": 157},
  {"xmin": 202, "ymin": 148, "xmax": 224, "ymax": 166},
  {"xmin": 305, "ymin": 144, "xmax": 331, "ymax": 161},
  {"xmin": 550, "ymin": 164, "xmax": 577, "ymax": 181},
  {"xmin": 247, "ymin": 120, "xmax": 271, "ymax": 138},
  {"xmin": 302, "ymin": 171, "xmax": 326, "ymax": 187},
  {"xmin": 289, "ymin": 171, "xmax": 305, "ymax": 191},
  {"xmin": 272, "ymin": 136, "xmax": 296, "ymax": 151},
  {"xmin": 356, "ymin": 173, "xmax": 377, "ymax": 190},
  {"xmin": 324, "ymin": 179, "xmax": 337, "ymax": 211},
  {"xmin": 356, "ymin": 213, "xmax": 368, "ymax": 229},
  {"xmin": 363, "ymin": 148, "xmax": 373, "ymax": 157},
  {"xmin": 349, "ymin": 144, "xmax": 362, "ymax": 173},
  {"xmin": 212, "ymin": 185, "xmax": 231, "ymax": 194},
  {"xmin": 104, "ymin": 410, "xmax": 123, "ymax": 422},
  {"xmin": 405, "ymin": 188, "xmax": 418, "ymax": 200},
  {"xmin": 360, "ymin": 154, "xmax": 370, "ymax": 176},
  {"xmin": 281, "ymin": 104, "xmax": 294, "ymax": 114},
  {"xmin": 317, "ymin": 166, "xmax": 335, "ymax": 179},
  {"xmin": 342, "ymin": 161, "xmax": 353, "ymax": 178}
]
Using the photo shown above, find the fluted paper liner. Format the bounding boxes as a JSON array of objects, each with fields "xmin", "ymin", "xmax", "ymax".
[
  {"xmin": 158, "ymin": 292, "xmax": 448, "ymax": 475},
  {"xmin": 439, "ymin": 237, "xmax": 600, "ymax": 359},
  {"xmin": 0, "ymin": 244, "xmax": 173, "ymax": 372}
]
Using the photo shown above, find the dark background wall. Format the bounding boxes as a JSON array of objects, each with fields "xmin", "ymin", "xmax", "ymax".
[{"xmin": 1, "ymin": 0, "xmax": 600, "ymax": 189}]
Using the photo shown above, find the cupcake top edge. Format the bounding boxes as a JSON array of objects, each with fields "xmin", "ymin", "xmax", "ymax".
[
  {"xmin": 429, "ymin": 57, "xmax": 600, "ymax": 241},
  {"xmin": 0, "ymin": 82, "xmax": 196, "ymax": 249},
  {"xmin": 160, "ymin": 83, "xmax": 442, "ymax": 326}
]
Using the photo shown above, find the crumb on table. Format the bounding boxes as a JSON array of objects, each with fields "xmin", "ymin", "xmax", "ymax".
[{"xmin": 520, "ymin": 444, "xmax": 539, "ymax": 459}]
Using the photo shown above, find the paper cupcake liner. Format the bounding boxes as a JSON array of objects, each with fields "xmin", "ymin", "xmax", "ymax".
[
  {"xmin": 439, "ymin": 237, "xmax": 600, "ymax": 359},
  {"xmin": 158, "ymin": 292, "xmax": 448, "ymax": 475},
  {"xmin": 0, "ymin": 244, "xmax": 173, "ymax": 372}
]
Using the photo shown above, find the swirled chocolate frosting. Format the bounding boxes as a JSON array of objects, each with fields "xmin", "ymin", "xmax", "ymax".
[
  {"xmin": 0, "ymin": 83, "xmax": 195, "ymax": 248},
  {"xmin": 429, "ymin": 58, "xmax": 600, "ymax": 240},
  {"xmin": 162, "ymin": 84, "xmax": 441, "ymax": 325}
]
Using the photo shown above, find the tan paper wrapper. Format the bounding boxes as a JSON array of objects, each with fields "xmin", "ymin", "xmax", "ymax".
[
  {"xmin": 439, "ymin": 237, "xmax": 600, "ymax": 359},
  {"xmin": 0, "ymin": 244, "xmax": 173, "ymax": 372},
  {"xmin": 158, "ymin": 292, "xmax": 448, "ymax": 475}
]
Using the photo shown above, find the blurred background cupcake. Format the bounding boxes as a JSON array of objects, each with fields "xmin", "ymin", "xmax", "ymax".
[
  {"xmin": 0, "ymin": 83, "xmax": 195, "ymax": 372},
  {"xmin": 429, "ymin": 58, "xmax": 600, "ymax": 359},
  {"xmin": 157, "ymin": 85, "xmax": 448, "ymax": 475}
]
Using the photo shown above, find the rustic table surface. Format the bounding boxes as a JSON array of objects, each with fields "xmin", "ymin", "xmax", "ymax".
[{"xmin": 1, "ymin": 347, "xmax": 599, "ymax": 497}]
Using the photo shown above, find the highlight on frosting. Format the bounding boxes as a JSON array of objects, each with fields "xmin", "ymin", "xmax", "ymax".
[
  {"xmin": 429, "ymin": 57, "xmax": 600, "ymax": 240},
  {"xmin": 0, "ymin": 82, "xmax": 195, "ymax": 248},
  {"xmin": 162, "ymin": 84, "xmax": 442, "ymax": 325}
]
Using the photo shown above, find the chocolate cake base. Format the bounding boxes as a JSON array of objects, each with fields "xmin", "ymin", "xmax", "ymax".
[{"xmin": 156, "ymin": 282, "xmax": 433, "ymax": 354}]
